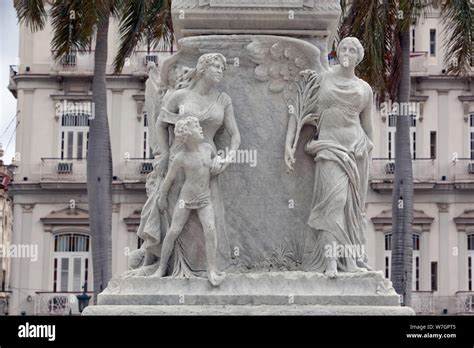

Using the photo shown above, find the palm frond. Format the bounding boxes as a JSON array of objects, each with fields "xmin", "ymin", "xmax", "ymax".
[
  {"xmin": 14, "ymin": 0, "xmax": 46, "ymax": 31},
  {"xmin": 113, "ymin": 0, "xmax": 173, "ymax": 74},
  {"xmin": 113, "ymin": 0, "xmax": 148, "ymax": 73},
  {"xmin": 339, "ymin": 0, "xmax": 398, "ymax": 104},
  {"xmin": 441, "ymin": 0, "xmax": 473, "ymax": 76},
  {"xmin": 49, "ymin": 0, "xmax": 99, "ymax": 60}
]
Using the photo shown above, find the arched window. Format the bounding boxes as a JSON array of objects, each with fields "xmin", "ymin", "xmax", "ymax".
[{"xmin": 53, "ymin": 233, "xmax": 91, "ymax": 292}]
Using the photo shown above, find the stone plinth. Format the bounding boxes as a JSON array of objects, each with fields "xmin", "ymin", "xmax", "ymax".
[
  {"xmin": 83, "ymin": 271, "xmax": 415, "ymax": 315},
  {"xmin": 171, "ymin": 0, "xmax": 341, "ymax": 43}
]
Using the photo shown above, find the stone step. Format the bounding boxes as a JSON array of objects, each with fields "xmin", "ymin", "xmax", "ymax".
[
  {"xmin": 97, "ymin": 271, "xmax": 400, "ymax": 307},
  {"xmin": 84, "ymin": 304, "xmax": 415, "ymax": 316}
]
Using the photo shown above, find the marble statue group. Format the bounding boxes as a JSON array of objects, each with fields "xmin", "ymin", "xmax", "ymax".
[{"xmin": 124, "ymin": 37, "xmax": 375, "ymax": 286}]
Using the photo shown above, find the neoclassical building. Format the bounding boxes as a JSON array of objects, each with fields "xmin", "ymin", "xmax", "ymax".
[
  {"xmin": 6, "ymin": 8, "xmax": 474, "ymax": 315},
  {"xmin": 0, "ymin": 152, "xmax": 13, "ymax": 315}
]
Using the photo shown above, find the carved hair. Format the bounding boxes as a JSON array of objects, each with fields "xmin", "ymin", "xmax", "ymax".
[
  {"xmin": 174, "ymin": 116, "xmax": 200, "ymax": 144},
  {"xmin": 337, "ymin": 37, "xmax": 364, "ymax": 66},
  {"xmin": 195, "ymin": 53, "xmax": 227, "ymax": 79}
]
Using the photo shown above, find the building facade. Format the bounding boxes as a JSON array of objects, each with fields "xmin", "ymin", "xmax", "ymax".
[
  {"xmin": 5, "ymin": 8, "xmax": 474, "ymax": 315},
  {"xmin": 0, "ymin": 149, "xmax": 13, "ymax": 315}
]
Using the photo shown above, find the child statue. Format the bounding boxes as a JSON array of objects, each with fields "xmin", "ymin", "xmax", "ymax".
[{"xmin": 153, "ymin": 116, "xmax": 226, "ymax": 286}]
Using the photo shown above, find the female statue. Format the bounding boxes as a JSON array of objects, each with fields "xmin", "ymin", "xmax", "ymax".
[
  {"xmin": 285, "ymin": 37, "xmax": 374, "ymax": 278},
  {"xmin": 128, "ymin": 53, "xmax": 241, "ymax": 278}
]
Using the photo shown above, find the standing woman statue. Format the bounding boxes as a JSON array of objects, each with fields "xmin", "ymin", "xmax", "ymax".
[
  {"xmin": 128, "ymin": 53, "xmax": 241, "ymax": 278},
  {"xmin": 285, "ymin": 37, "xmax": 374, "ymax": 278}
]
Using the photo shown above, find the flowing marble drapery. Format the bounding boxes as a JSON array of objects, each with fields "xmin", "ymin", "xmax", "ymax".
[{"xmin": 301, "ymin": 68, "xmax": 373, "ymax": 272}]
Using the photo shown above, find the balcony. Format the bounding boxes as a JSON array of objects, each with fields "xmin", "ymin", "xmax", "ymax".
[
  {"xmin": 123, "ymin": 50, "xmax": 173, "ymax": 76},
  {"xmin": 410, "ymin": 51, "xmax": 428, "ymax": 76},
  {"xmin": 453, "ymin": 158, "xmax": 474, "ymax": 182},
  {"xmin": 50, "ymin": 51, "xmax": 94, "ymax": 75},
  {"xmin": 40, "ymin": 158, "xmax": 86, "ymax": 183},
  {"xmin": 122, "ymin": 158, "xmax": 154, "ymax": 183},
  {"xmin": 412, "ymin": 291, "xmax": 434, "ymax": 314},
  {"xmin": 50, "ymin": 50, "xmax": 172, "ymax": 76},
  {"xmin": 456, "ymin": 292, "xmax": 474, "ymax": 314},
  {"xmin": 34, "ymin": 292, "xmax": 91, "ymax": 315},
  {"xmin": 370, "ymin": 158, "xmax": 435, "ymax": 191}
]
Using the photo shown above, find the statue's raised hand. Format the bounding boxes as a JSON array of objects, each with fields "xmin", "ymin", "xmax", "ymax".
[
  {"xmin": 285, "ymin": 144, "xmax": 295, "ymax": 173},
  {"xmin": 158, "ymin": 196, "xmax": 167, "ymax": 213}
]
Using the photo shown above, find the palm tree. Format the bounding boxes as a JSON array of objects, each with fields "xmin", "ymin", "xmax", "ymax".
[
  {"xmin": 14, "ymin": 0, "xmax": 173, "ymax": 301},
  {"xmin": 339, "ymin": 0, "xmax": 473, "ymax": 307}
]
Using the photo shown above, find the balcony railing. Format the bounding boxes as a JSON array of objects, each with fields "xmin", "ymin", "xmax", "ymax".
[
  {"xmin": 34, "ymin": 292, "xmax": 91, "ymax": 315},
  {"xmin": 453, "ymin": 158, "xmax": 474, "ymax": 182},
  {"xmin": 410, "ymin": 51, "xmax": 428, "ymax": 75},
  {"xmin": 370, "ymin": 158, "xmax": 435, "ymax": 183},
  {"xmin": 122, "ymin": 158, "xmax": 154, "ymax": 182},
  {"xmin": 40, "ymin": 158, "xmax": 87, "ymax": 182},
  {"xmin": 456, "ymin": 292, "xmax": 474, "ymax": 314},
  {"xmin": 124, "ymin": 50, "xmax": 173, "ymax": 74},
  {"xmin": 50, "ymin": 51, "xmax": 94, "ymax": 74},
  {"xmin": 50, "ymin": 50, "xmax": 173, "ymax": 75},
  {"xmin": 412, "ymin": 291, "xmax": 435, "ymax": 314}
]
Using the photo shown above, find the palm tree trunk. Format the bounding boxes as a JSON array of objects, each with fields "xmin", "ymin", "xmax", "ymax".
[
  {"xmin": 391, "ymin": 28, "xmax": 414, "ymax": 307},
  {"xmin": 87, "ymin": 15, "xmax": 113, "ymax": 302}
]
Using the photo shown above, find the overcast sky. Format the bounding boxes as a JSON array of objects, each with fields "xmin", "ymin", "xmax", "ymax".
[{"xmin": 0, "ymin": 1, "xmax": 19, "ymax": 165}]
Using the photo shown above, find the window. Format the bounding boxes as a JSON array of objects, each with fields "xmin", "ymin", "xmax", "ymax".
[
  {"xmin": 53, "ymin": 233, "xmax": 91, "ymax": 292},
  {"xmin": 411, "ymin": 28, "xmax": 415, "ymax": 53},
  {"xmin": 384, "ymin": 233, "xmax": 392, "ymax": 279},
  {"xmin": 387, "ymin": 113, "xmax": 417, "ymax": 159},
  {"xmin": 469, "ymin": 256, "xmax": 472, "ymax": 291},
  {"xmin": 431, "ymin": 262, "xmax": 438, "ymax": 291},
  {"xmin": 143, "ymin": 112, "xmax": 153, "ymax": 159},
  {"xmin": 469, "ymin": 234, "xmax": 474, "ymax": 291},
  {"xmin": 59, "ymin": 106, "xmax": 90, "ymax": 160},
  {"xmin": 430, "ymin": 29, "xmax": 436, "ymax": 56},
  {"xmin": 430, "ymin": 131, "xmax": 437, "ymax": 159},
  {"xmin": 413, "ymin": 233, "xmax": 420, "ymax": 291},
  {"xmin": 470, "ymin": 114, "xmax": 474, "ymax": 160},
  {"xmin": 384, "ymin": 233, "xmax": 421, "ymax": 291}
]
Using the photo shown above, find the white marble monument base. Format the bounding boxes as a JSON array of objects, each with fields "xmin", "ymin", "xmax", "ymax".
[{"xmin": 83, "ymin": 271, "xmax": 415, "ymax": 316}]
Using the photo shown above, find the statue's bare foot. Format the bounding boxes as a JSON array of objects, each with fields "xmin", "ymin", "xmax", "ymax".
[
  {"xmin": 208, "ymin": 271, "xmax": 226, "ymax": 287},
  {"xmin": 150, "ymin": 266, "xmax": 167, "ymax": 278},
  {"xmin": 346, "ymin": 258, "xmax": 367, "ymax": 273},
  {"xmin": 356, "ymin": 259, "xmax": 373, "ymax": 271},
  {"xmin": 324, "ymin": 259, "xmax": 338, "ymax": 278},
  {"xmin": 122, "ymin": 263, "xmax": 159, "ymax": 278}
]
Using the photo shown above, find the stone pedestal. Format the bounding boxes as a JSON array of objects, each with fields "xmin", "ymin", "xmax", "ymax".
[{"xmin": 83, "ymin": 271, "xmax": 415, "ymax": 315}]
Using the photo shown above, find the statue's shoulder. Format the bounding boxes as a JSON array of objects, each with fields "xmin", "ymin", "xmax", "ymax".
[
  {"xmin": 165, "ymin": 88, "xmax": 187, "ymax": 106},
  {"xmin": 218, "ymin": 92, "xmax": 232, "ymax": 107},
  {"xmin": 356, "ymin": 78, "xmax": 373, "ymax": 99}
]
